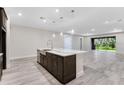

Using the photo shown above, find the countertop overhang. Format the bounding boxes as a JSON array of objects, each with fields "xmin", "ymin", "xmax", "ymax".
[{"xmin": 38, "ymin": 48, "xmax": 87, "ymax": 57}]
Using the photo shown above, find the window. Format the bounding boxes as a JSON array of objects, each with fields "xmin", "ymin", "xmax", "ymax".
[{"xmin": 91, "ymin": 36, "xmax": 116, "ymax": 52}]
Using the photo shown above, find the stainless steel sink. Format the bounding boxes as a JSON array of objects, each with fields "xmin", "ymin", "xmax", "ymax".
[{"xmin": 40, "ymin": 49, "xmax": 51, "ymax": 55}]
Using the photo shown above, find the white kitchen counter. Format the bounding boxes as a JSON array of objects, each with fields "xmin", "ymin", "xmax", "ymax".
[
  {"xmin": 38, "ymin": 48, "xmax": 81, "ymax": 56},
  {"xmin": 47, "ymin": 50, "xmax": 75, "ymax": 57},
  {"xmin": 47, "ymin": 49, "xmax": 87, "ymax": 57}
]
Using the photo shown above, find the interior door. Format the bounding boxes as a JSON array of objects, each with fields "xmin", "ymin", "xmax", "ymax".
[{"xmin": 64, "ymin": 35, "xmax": 72, "ymax": 49}]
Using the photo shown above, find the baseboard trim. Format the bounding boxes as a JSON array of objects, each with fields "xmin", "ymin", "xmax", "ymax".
[{"xmin": 10, "ymin": 55, "xmax": 37, "ymax": 61}]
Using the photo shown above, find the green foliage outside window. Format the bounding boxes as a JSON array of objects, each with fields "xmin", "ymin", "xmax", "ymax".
[{"xmin": 94, "ymin": 37, "xmax": 116, "ymax": 52}]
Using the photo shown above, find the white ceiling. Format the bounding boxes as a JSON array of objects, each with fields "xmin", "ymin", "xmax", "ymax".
[{"xmin": 5, "ymin": 7, "xmax": 124, "ymax": 36}]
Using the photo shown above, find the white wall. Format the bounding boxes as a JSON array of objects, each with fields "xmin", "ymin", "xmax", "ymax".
[
  {"xmin": 82, "ymin": 33, "xmax": 124, "ymax": 54},
  {"xmin": 10, "ymin": 25, "xmax": 124, "ymax": 60},
  {"xmin": 10, "ymin": 25, "xmax": 64, "ymax": 59}
]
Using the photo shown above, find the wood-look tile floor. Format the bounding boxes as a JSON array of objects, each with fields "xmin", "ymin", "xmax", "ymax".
[{"xmin": 1, "ymin": 51, "xmax": 124, "ymax": 85}]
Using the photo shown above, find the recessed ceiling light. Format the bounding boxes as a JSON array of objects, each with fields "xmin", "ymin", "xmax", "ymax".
[
  {"xmin": 80, "ymin": 37, "xmax": 82, "ymax": 39},
  {"xmin": 71, "ymin": 29, "xmax": 75, "ymax": 34},
  {"xmin": 60, "ymin": 32, "xmax": 63, "ymax": 36},
  {"xmin": 83, "ymin": 33, "xmax": 93, "ymax": 36},
  {"xmin": 117, "ymin": 19, "xmax": 123, "ymax": 22},
  {"xmin": 43, "ymin": 19, "xmax": 46, "ymax": 23},
  {"xmin": 111, "ymin": 28, "xmax": 123, "ymax": 33},
  {"xmin": 91, "ymin": 28, "xmax": 95, "ymax": 32},
  {"xmin": 18, "ymin": 13, "xmax": 22, "ymax": 16},
  {"xmin": 55, "ymin": 9, "xmax": 59, "ymax": 13},
  {"xmin": 52, "ymin": 34, "xmax": 56, "ymax": 38}
]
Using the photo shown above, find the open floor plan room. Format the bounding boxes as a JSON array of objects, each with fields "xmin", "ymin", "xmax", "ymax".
[{"xmin": 1, "ymin": 7, "xmax": 124, "ymax": 85}]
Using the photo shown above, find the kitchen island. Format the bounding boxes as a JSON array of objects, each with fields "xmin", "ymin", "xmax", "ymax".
[{"xmin": 37, "ymin": 49, "xmax": 87, "ymax": 84}]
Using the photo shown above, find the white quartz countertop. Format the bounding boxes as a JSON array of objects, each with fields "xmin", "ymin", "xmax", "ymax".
[
  {"xmin": 47, "ymin": 50, "xmax": 76, "ymax": 57},
  {"xmin": 38, "ymin": 48, "xmax": 87, "ymax": 57},
  {"xmin": 37, "ymin": 48, "xmax": 51, "ymax": 51},
  {"xmin": 0, "ymin": 53, "xmax": 3, "ymax": 56}
]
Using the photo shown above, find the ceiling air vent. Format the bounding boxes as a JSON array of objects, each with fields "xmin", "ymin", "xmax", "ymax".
[
  {"xmin": 52, "ymin": 21, "xmax": 55, "ymax": 23},
  {"xmin": 60, "ymin": 17, "xmax": 63, "ymax": 19},
  {"xmin": 117, "ymin": 19, "xmax": 123, "ymax": 22},
  {"xmin": 40, "ymin": 17, "xmax": 45, "ymax": 19},
  {"xmin": 71, "ymin": 10, "xmax": 75, "ymax": 13}
]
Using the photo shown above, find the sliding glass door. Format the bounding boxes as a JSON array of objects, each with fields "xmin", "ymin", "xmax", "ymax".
[{"xmin": 91, "ymin": 36, "xmax": 116, "ymax": 52}]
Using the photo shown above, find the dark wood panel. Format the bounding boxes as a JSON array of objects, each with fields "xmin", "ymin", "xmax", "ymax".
[
  {"xmin": 47, "ymin": 53, "xmax": 52, "ymax": 72},
  {"xmin": 0, "ymin": 8, "xmax": 7, "ymax": 69},
  {"xmin": 52, "ymin": 55, "xmax": 57, "ymax": 76},
  {"xmin": 57, "ymin": 56, "xmax": 63, "ymax": 81},
  {"xmin": 0, "ymin": 30, "xmax": 2, "ymax": 53},
  {"xmin": 0, "ymin": 7, "xmax": 7, "ymax": 30},
  {"xmin": 43, "ymin": 56, "xmax": 47, "ymax": 68},
  {"xmin": 40, "ymin": 54, "xmax": 44, "ymax": 66},
  {"xmin": 2, "ymin": 31, "xmax": 6, "ymax": 69},
  {"xmin": 0, "ymin": 55, "xmax": 3, "ymax": 80},
  {"xmin": 63, "ymin": 55, "xmax": 76, "ymax": 83}
]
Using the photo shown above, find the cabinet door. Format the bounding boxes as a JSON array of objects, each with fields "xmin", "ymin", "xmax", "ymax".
[
  {"xmin": 63, "ymin": 55, "xmax": 76, "ymax": 82},
  {"xmin": 0, "ymin": 31, "xmax": 2, "ymax": 53},
  {"xmin": 57, "ymin": 56, "xmax": 63, "ymax": 80},
  {"xmin": 47, "ymin": 53, "xmax": 52, "ymax": 72},
  {"xmin": 52, "ymin": 55, "xmax": 57, "ymax": 76},
  {"xmin": 1, "ymin": 9, "xmax": 7, "ymax": 30},
  {"xmin": 43, "ymin": 56, "xmax": 47, "ymax": 68}
]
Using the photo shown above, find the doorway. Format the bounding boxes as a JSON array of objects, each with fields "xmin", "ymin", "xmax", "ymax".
[{"xmin": 64, "ymin": 35, "xmax": 72, "ymax": 49}]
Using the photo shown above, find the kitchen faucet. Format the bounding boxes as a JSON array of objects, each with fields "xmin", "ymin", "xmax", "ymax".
[{"xmin": 47, "ymin": 39, "xmax": 53, "ymax": 49}]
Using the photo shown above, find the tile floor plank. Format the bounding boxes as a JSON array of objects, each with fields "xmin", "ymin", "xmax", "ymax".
[{"xmin": 1, "ymin": 51, "xmax": 124, "ymax": 85}]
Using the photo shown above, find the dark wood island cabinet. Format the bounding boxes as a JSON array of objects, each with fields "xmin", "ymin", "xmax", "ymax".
[{"xmin": 38, "ymin": 51, "xmax": 76, "ymax": 84}]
